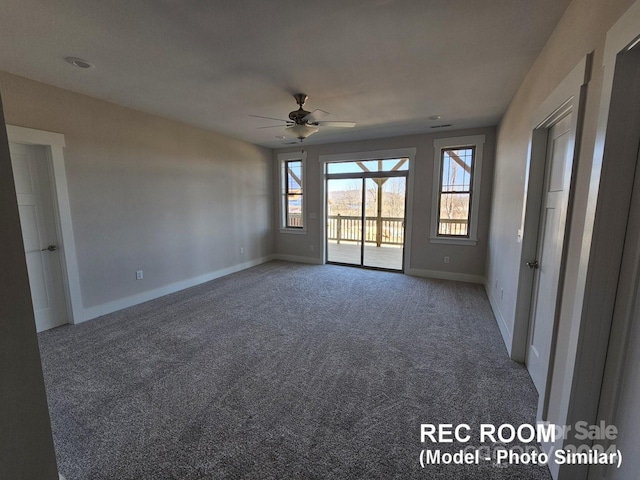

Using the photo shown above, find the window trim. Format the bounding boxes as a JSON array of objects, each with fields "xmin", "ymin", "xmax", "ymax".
[
  {"xmin": 278, "ymin": 151, "xmax": 307, "ymax": 234},
  {"xmin": 430, "ymin": 135, "xmax": 485, "ymax": 245}
]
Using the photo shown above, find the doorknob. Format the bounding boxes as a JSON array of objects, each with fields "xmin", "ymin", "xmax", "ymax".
[
  {"xmin": 42, "ymin": 245, "xmax": 58, "ymax": 252},
  {"xmin": 526, "ymin": 260, "xmax": 539, "ymax": 269}
]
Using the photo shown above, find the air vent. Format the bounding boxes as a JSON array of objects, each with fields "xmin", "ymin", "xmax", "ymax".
[{"xmin": 430, "ymin": 124, "xmax": 452, "ymax": 129}]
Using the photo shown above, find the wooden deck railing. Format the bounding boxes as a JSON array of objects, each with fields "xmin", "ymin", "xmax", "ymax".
[
  {"xmin": 288, "ymin": 214, "xmax": 303, "ymax": 228},
  {"xmin": 326, "ymin": 215, "xmax": 404, "ymax": 246},
  {"xmin": 438, "ymin": 219, "xmax": 468, "ymax": 236},
  {"xmin": 288, "ymin": 214, "xmax": 468, "ymax": 242}
]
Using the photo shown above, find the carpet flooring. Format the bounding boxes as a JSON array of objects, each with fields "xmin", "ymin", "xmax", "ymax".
[{"xmin": 38, "ymin": 261, "xmax": 552, "ymax": 479}]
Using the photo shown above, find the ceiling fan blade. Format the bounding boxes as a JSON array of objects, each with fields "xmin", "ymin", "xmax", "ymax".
[
  {"xmin": 250, "ymin": 114, "xmax": 291, "ymax": 123},
  {"xmin": 257, "ymin": 125, "xmax": 290, "ymax": 129},
  {"xmin": 302, "ymin": 109, "xmax": 329, "ymax": 123},
  {"xmin": 313, "ymin": 121, "xmax": 356, "ymax": 128}
]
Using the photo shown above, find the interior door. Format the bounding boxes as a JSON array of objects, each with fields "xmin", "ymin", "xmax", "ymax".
[
  {"xmin": 525, "ymin": 113, "xmax": 574, "ymax": 393},
  {"xmin": 10, "ymin": 142, "xmax": 68, "ymax": 332}
]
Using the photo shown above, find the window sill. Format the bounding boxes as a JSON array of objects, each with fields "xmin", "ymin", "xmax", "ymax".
[
  {"xmin": 280, "ymin": 228, "xmax": 307, "ymax": 235},
  {"xmin": 429, "ymin": 236, "xmax": 477, "ymax": 246}
]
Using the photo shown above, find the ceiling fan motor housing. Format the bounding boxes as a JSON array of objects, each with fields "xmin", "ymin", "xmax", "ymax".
[
  {"xmin": 289, "ymin": 93, "xmax": 311, "ymax": 124},
  {"xmin": 289, "ymin": 108, "xmax": 311, "ymax": 124}
]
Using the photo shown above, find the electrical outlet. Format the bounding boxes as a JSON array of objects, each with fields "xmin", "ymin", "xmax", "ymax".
[
  {"xmin": 310, "ymin": 244, "xmax": 314, "ymax": 252},
  {"xmin": 240, "ymin": 247, "xmax": 244, "ymax": 254},
  {"xmin": 494, "ymin": 279, "xmax": 498, "ymax": 290},
  {"xmin": 136, "ymin": 270, "xmax": 143, "ymax": 280},
  {"xmin": 444, "ymin": 256, "xmax": 450, "ymax": 264},
  {"xmin": 500, "ymin": 289, "xmax": 504, "ymax": 300}
]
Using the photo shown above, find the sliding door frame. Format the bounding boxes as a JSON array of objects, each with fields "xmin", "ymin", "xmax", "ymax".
[
  {"xmin": 324, "ymin": 163, "xmax": 411, "ymax": 272},
  {"xmin": 320, "ymin": 148, "xmax": 416, "ymax": 270}
]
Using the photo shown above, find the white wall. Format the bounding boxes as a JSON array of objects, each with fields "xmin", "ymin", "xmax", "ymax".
[
  {"xmin": 273, "ymin": 128, "xmax": 496, "ymax": 281},
  {"xmin": 486, "ymin": 0, "xmax": 634, "ymax": 356},
  {"xmin": 486, "ymin": 0, "xmax": 637, "ymax": 477},
  {"xmin": 0, "ymin": 70, "xmax": 274, "ymax": 321}
]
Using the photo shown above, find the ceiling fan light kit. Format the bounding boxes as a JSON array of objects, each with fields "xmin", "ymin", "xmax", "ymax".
[{"xmin": 286, "ymin": 124, "xmax": 319, "ymax": 140}]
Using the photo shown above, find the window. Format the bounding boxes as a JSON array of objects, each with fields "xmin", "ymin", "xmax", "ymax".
[
  {"xmin": 438, "ymin": 146, "xmax": 474, "ymax": 236},
  {"xmin": 279, "ymin": 151, "xmax": 306, "ymax": 232},
  {"xmin": 326, "ymin": 158, "xmax": 409, "ymax": 174},
  {"xmin": 431, "ymin": 135, "xmax": 485, "ymax": 245}
]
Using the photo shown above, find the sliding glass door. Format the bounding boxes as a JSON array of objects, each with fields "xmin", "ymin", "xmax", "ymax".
[
  {"xmin": 362, "ymin": 176, "xmax": 406, "ymax": 270},
  {"xmin": 326, "ymin": 178, "xmax": 363, "ymax": 266},
  {"xmin": 326, "ymin": 159, "xmax": 407, "ymax": 271}
]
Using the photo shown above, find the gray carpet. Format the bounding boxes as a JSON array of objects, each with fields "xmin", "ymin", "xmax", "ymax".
[{"xmin": 38, "ymin": 261, "xmax": 552, "ymax": 479}]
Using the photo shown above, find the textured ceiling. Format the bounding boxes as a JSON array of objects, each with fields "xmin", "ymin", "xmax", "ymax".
[{"xmin": 0, "ymin": 0, "xmax": 571, "ymax": 148}]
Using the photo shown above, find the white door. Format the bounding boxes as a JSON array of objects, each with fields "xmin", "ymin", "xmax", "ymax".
[
  {"xmin": 525, "ymin": 113, "xmax": 574, "ymax": 393},
  {"xmin": 10, "ymin": 143, "xmax": 68, "ymax": 332}
]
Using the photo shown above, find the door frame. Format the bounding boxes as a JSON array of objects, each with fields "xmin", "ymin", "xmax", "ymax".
[
  {"xmin": 512, "ymin": 56, "xmax": 589, "ymax": 406},
  {"xmin": 589, "ymin": 126, "xmax": 640, "ymax": 480},
  {"xmin": 319, "ymin": 147, "xmax": 416, "ymax": 270},
  {"xmin": 7, "ymin": 125, "xmax": 82, "ymax": 325},
  {"xmin": 523, "ymin": 110, "xmax": 575, "ymax": 395},
  {"xmin": 575, "ymin": 5, "xmax": 640, "ymax": 479}
]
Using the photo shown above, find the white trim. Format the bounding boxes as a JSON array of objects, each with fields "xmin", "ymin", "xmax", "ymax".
[
  {"xmin": 6, "ymin": 125, "xmax": 83, "ymax": 325},
  {"xmin": 485, "ymin": 282, "xmax": 512, "ymax": 351},
  {"xmin": 278, "ymin": 150, "xmax": 307, "ymax": 234},
  {"xmin": 510, "ymin": 57, "xmax": 587, "ymax": 365},
  {"xmin": 319, "ymin": 147, "xmax": 417, "ymax": 164},
  {"xmin": 272, "ymin": 254, "xmax": 323, "ymax": 265},
  {"xmin": 319, "ymin": 147, "xmax": 416, "ymax": 271},
  {"xmin": 429, "ymin": 237, "xmax": 477, "ymax": 246},
  {"xmin": 403, "ymin": 155, "xmax": 416, "ymax": 270},
  {"xmin": 406, "ymin": 267, "xmax": 484, "ymax": 284},
  {"xmin": 81, "ymin": 255, "xmax": 274, "ymax": 322},
  {"xmin": 277, "ymin": 151, "xmax": 305, "ymax": 161},
  {"xmin": 6, "ymin": 125, "xmax": 66, "ymax": 147},
  {"xmin": 430, "ymin": 135, "xmax": 485, "ymax": 245},
  {"xmin": 278, "ymin": 228, "xmax": 307, "ymax": 235}
]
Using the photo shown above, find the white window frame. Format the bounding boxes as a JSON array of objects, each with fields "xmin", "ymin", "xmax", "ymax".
[
  {"xmin": 278, "ymin": 150, "xmax": 307, "ymax": 234},
  {"xmin": 430, "ymin": 134, "xmax": 485, "ymax": 245}
]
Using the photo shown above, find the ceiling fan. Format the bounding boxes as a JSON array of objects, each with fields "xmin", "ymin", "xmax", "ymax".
[{"xmin": 251, "ymin": 93, "xmax": 356, "ymax": 141}]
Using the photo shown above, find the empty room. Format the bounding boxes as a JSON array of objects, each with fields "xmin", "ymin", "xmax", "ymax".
[{"xmin": 2, "ymin": 1, "xmax": 640, "ymax": 479}]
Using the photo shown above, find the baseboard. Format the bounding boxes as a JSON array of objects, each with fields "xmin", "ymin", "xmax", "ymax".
[
  {"xmin": 272, "ymin": 254, "xmax": 323, "ymax": 265},
  {"xmin": 484, "ymin": 282, "xmax": 513, "ymax": 356},
  {"xmin": 406, "ymin": 267, "xmax": 484, "ymax": 284},
  {"xmin": 79, "ymin": 255, "xmax": 274, "ymax": 323}
]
